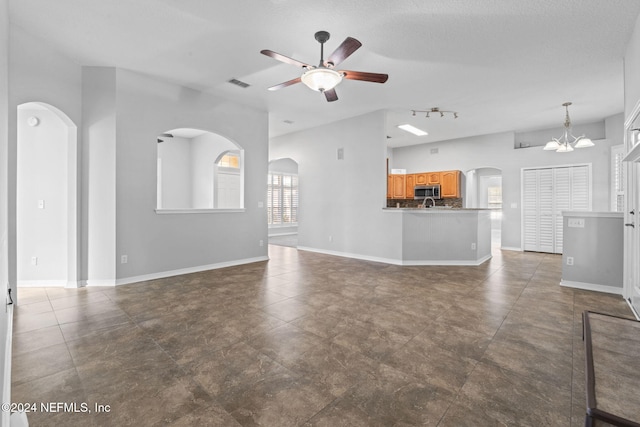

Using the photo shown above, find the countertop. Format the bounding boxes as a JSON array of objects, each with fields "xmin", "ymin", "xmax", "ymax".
[{"xmin": 382, "ymin": 207, "xmax": 491, "ymax": 211}]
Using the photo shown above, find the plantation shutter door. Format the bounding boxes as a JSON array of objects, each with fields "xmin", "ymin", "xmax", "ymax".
[
  {"xmin": 538, "ymin": 168, "xmax": 554, "ymax": 253},
  {"xmin": 523, "ymin": 169, "xmax": 540, "ymax": 251},
  {"xmin": 570, "ymin": 165, "xmax": 591, "ymax": 211},
  {"xmin": 553, "ymin": 167, "xmax": 572, "ymax": 253},
  {"xmin": 522, "ymin": 164, "xmax": 591, "ymax": 254}
]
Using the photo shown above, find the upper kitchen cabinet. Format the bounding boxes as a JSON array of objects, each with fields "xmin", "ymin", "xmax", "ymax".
[
  {"xmin": 427, "ymin": 172, "xmax": 440, "ymax": 185},
  {"xmin": 441, "ymin": 170, "xmax": 460, "ymax": 198},
  {"xmin": 387, "ymin": 175, "xmax": 393, "ymax": 198},
  {"xmin": 391, "ymin": 174, "xmax": 406, "ymax": 199},
  {"xmin": 415, "ymin": 173, "xmax": 428, "ymax": 186},
  {"xmin": 405, "ymin": 174, "xmax": 415, "ymax": 198}
]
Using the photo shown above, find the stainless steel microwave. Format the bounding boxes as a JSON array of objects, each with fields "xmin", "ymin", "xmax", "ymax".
[{"xmin": 414, "ymin": 185, "xmax": 441, "ymax": 200}]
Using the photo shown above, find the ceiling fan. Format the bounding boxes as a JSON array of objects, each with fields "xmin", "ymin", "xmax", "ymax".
[{"xmin": 261, "ymin": 31, "xmax": 388, "ymax": 102}]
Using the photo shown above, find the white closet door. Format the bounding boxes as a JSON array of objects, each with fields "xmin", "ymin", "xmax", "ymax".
[
  {"xmin": 522, "ymin": 164, "xmax": 591, "ymax": 254},
  {"xmin": 522, "ymin": 169, "xmax": 539, "ymax": 251},
  {"xmin": 570, "ymin": 165, "xmax": 591, "ymax": 210},
  {"xmin": 554, "ymin": 167, "xmax": 572, "ymax": 253},
  {"xmin": 538, "ymin": 168, "xmax": 554, "ymax": 253}
]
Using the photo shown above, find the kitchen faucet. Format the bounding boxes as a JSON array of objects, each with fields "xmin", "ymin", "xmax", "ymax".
[{"xmin": 421, "ymin": 197, "xmax": 436, "ymax": 208}]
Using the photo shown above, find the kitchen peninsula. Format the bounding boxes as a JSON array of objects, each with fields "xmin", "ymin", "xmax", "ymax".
[{"xmin": 383, "ymin": 207, "xmax": 492, "ymax": 265}]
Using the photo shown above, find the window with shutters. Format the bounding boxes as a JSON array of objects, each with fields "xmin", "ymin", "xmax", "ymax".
[
  {"xmin": 611, "ymin": 145, "xmax": 625, "ymax": 212},
  {"xmin": 268, "ymin": 173, "xmax": 298, "ymax": 226},
  {"xmin": 487, "ymin": 186, "xmax": 502, "ymax": 209}
]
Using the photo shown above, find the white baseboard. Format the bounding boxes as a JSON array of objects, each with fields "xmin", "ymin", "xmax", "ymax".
[
  {"xmin": 83, "ymin": 279, "xmax": 115, "ymax": 287},
  {"xmin": 17, "ymin": 280, "xmax": 68, "ymax": 288},
  {"xmin": 113, "ymin": 256, "xmax": 269, "ymax": 286},
  {"xmin": 71, "ymin": 257, "xmax": 272, "ymax": 288},
  {"xmin": 560, "ymin": 280, "xmax": 623, "ymax": 295},
  {"xmin": 298, "ymin": 246, "xmax": 399, "ymax": 265},
  {"xmin": 500, "ymin": 246, "xmax": 523, "ymax": 252},
  {"xmin": 2, "ymin": 304, "xmax": 13, "ymax": 427},
  {"xmin": 297, "ymin": 246, "xmax": 492, "ymax": 266},
  {"xmin": 400, "ymin": 253, "xmax": 492, "ymax": 266}
]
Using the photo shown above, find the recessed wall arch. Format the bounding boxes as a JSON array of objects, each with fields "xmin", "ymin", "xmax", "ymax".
[
  {"xmin": 16, "ymin": 101, "xmax": 79, "ymax": 287},
  {"xmin": 156, "ymin": 128, "xmax": 244, "ymax": 211}
]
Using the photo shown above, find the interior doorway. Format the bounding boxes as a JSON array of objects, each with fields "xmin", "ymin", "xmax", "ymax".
[
  {"xmin": 466, "ymin": 167, "xmax": 503, "ymax": 248},
  {"xmin": 16, "ymin": 102, "xmax": 78, "ymax": 287},
  {"xmin": 267, "ymin": 158, "xmax": 299, "ymax": 248}
]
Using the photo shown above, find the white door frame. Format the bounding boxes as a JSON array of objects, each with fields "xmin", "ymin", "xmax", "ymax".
[{"xmin": 622, "ymin": 99, "xmax": 640, "ymax": 317}]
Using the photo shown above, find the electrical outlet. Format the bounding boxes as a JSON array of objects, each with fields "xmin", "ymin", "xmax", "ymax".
[
  {"xmin": 568, "ymin": 218, "xmax": 585, "ymax": 228},
  {"xmin": 329, "ymin": 235, "xmax": 333, "ymax": 242},
  {"xmin": 566, "ymin": 256, "xmax": 574, "ymax": 266},
  {"xmin": 30, "ymin": 256, "xmax": 37, "ymax": 266},
  {"xmin": 259, "ymin": 240, "xmax": 264, "ymax": 247},
  {"xmin": 471, "ymin": 243, "xmax": 476, "ymax": 250},
  {"xmin": 121, "ymin": 255, "xmax": 128, "ymax": 264}
]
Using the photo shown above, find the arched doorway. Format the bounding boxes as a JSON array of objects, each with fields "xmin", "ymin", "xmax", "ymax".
[
  {"xmin": 17, "ymin": 102, "xmax": 78, "ymax": 287},
  {"xmin": 466, "ymin": 167, "xmax": 503, "ymax": 247}
]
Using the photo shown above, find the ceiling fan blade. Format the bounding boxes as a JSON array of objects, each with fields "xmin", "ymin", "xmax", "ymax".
[
  {"xmin": 267, "ymin": 77, "xmax": 302, "ymax": 91},
  {"xmin": 341, "ymin": 70, "xmax": 389, "ymax": 84},
  {"xmin": 325, "ymin": 37, "xmax": 362, "ymax": 67},
  {"xmin": 261, "ymin": 50, "xmax": 310, "ymax": 68},
  {"xmin": 324, "ymin": 88, "xmax": 338, "ymax": 102}
]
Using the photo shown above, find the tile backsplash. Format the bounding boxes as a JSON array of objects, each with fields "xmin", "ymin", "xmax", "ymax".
[{"xmin": 387, "ymin": 198, "xmax": 463, "ymax": 208}]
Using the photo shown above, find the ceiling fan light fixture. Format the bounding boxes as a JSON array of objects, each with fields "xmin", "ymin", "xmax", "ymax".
[{"xmin": 301, "ymin": 67, "xmax": 343, "ymax": 92}]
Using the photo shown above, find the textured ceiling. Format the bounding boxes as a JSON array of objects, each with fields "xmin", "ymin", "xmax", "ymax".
[{"xmin": 8, "ymin": 0, "xmax": 640, "ymax": 147}]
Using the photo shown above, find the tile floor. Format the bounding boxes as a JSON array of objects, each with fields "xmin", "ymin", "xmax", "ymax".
[{"xmin": 11, "ymin": 245, "xmax": 633, "ymax": 426}]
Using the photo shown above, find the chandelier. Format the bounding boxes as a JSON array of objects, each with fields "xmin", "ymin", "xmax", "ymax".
[
  {"xmin": 411, "ymin": 107, "xmax": 458, "ymax": 119},
  {"xmin": 543, "ymin": 102, "xmax": 594, "ymax": 152}
]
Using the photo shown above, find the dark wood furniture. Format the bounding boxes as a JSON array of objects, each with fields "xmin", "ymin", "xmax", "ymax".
[{"xmin": 582, "ymin": 311, "xmax": 640, "ymax": 427}]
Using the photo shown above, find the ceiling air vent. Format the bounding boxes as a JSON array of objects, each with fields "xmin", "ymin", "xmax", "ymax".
[
  {"xmin": 283, "ymin": 120, "xmax": 294, "ymax": 124},
  {"xmin": 228, "ymin": 78, "xmax": 250, "ymax": 88}
]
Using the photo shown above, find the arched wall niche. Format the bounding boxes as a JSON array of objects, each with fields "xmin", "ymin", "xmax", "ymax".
[{"xmin": 156, "ymin": 128, "xmax": 244, "ymax": 210}]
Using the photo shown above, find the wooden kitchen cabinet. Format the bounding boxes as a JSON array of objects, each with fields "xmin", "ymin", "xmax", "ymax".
[
  {"xmin": 427, "ymin": 172, "xmax": 441, "ymax": 184},
  {"xmin": 415, "ymin": 173, "xmax": 428, "ymax": 185},
  {"xmin": 388, "ymin": 170, "xmax": 461, "ymax": 199},
  {"xmin": 392, "ymin": 174, "xmax": 406, "ymax": 198},
  {"xmin": 405, "ymin": 174, "xmax": 415, "ymax": 198},
  {"xmin": 440, "ymin": 170, "xmax": 460, "ymax": 198}
]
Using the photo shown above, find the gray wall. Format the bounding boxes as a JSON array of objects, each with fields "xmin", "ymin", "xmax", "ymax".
[
  {"xmin": 270, "ymin": 111, "xmax": 403, "ymax": 261},
  {"xmin": 391, "ymin": 118, "xmax": 622, "ymax": 250},
  {"xmin": 113, "ymin": 69, "xmax": 268, "ymax": 281},
  {"xmin": 9, "ymin": 28, "xmax": 269, "ymax": 286},
  {"xmin": 562, "ymin": 214, "xmax": 623, "ymax": 290}
]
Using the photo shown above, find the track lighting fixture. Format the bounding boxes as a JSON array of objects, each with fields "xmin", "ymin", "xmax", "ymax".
[{"xmin": 410, "ymin": 107, "xmax": 458, "ymax": 119}]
